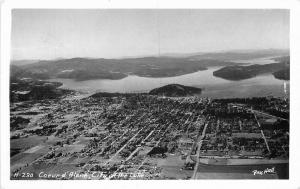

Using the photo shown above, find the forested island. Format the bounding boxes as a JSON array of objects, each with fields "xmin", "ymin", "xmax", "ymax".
[
  {"xmin": 213, "ymin": 56, "xmax": 289, "ymax": 81},
  {"xmin": 149, "ymin": 84, "xmax": 202, "ymax": 97}
]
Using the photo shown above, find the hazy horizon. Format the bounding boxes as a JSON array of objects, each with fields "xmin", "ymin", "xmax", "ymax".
[
  {"xmin": 11, "ymin": 9, "xmax": 289, "ymax": 60},
  {"xmin": 10, "ymin": 48, "xmax": 290, "ymax": 61}
]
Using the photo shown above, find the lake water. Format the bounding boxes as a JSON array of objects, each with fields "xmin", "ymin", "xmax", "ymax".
[{"xmin": 49, "ymin": 63, "xmax": 289, "ymax": 99}]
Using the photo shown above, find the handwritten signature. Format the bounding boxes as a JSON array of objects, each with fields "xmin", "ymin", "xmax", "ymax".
[{"xmin": 252, "ymin": 167, "xmax": 276, "ymax": 175}]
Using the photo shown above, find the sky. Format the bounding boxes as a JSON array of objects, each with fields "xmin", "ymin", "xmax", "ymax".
[{"xmin": 11, "ymin": 9, "xmax": 289, "ymax": 60}]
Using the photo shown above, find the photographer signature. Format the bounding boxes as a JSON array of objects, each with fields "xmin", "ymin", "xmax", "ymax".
[{"xmin": 252, "ymin": 167, "xmax": 276, "ymax": 175}]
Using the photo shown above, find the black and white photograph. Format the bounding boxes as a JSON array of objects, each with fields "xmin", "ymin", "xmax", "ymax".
[
  {"xmin": 7, "ymin": 8, "xmax": 291, "ymax": 180},
  {"xmin": 1, "ymin": 0, "xmax": 300, "ymax": 187}
]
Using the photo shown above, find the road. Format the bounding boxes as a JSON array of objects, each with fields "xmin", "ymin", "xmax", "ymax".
[
  {"xmin": 232, "ymin": 104, "xmax": 288, "ymax": 121},
  {"xmin": 185, "ymin": 116, "xmax": 203, "ymax": 164},
  {"xmin": 192, "ymin": 122, "xmax": 208, "ymax": 179},
  {"xmin": 108, "ymin": 123, "xmax": 162, "ymax": 179},
  {"xmin": 253, "ymin": 112, "xmax": 271, "ymax": 153},
  {"xmin": 104, "ymin": 126, "xmax": 145, "ymax": 166}
]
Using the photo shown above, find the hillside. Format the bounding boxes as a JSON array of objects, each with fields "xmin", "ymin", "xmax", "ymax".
[
  {"xmin": 273, "ymin": 68, "xmax": 289, "ymax": 80},
  {"xmin": 12, "ymin": 57, "xmax": 236, "ymax": 81},
  {"xmin": 10, "ymin": 85, "xmax": 71, "ymax": 102},
  {"xmin": 189, "ymin": 49, "xmax": 289, "ymax": 61},
  {"xmin": 11, "ymin": 59, "xmax": 40, "ymax": 66},
  {"xmin": 149, "ymin": 84, "xmax": 202, "ymax": 97},
  {"xmin": 213, "ymin": 56, "xmax": 289, "ymax": 81},
  {"xmin": 10, "ymin": 78, "xmax": 70, "ymax": 102},
  {"xmin": 10, "ymin": 65, "xmax": 50, "ymax": 80},
  {"xmin": 10, "ymin": 49, "xmax": 289, "ymax": 81}
]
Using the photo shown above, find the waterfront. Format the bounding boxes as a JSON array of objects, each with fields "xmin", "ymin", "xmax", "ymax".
[{"xmin": 49, "ymin": 65, "xmax": 289, "ymax": 98}]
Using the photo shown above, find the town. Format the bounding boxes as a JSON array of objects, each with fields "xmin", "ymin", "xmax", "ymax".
[{"xmin": 10, "ymin": 91, "xmax": 289, "ymax": 180}]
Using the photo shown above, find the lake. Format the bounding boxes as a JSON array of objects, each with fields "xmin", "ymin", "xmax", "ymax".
[{"xmin": 48, "ymin": 63, "xmax": 289, "ymax": 99}]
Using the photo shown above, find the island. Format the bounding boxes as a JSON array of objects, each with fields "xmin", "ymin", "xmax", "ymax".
[
  {"xmin": 149, "ymin": 84, "xmax": 202, "ymax": 97},
  {"xmin": 213, "ymin": 56, "xmax": 289, "ymax": 81},
  {"xmin": 272, "ymin": 68, "xmax": 289, "ymax": 80},
  {"xmin": 213, "ymin": 63, "xmax": 286, "ymax": 81}
]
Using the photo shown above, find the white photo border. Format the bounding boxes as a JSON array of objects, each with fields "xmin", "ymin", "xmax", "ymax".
[{"xmin": 1, "ymin": 0, "xmax": 300, "ymax": 189}]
